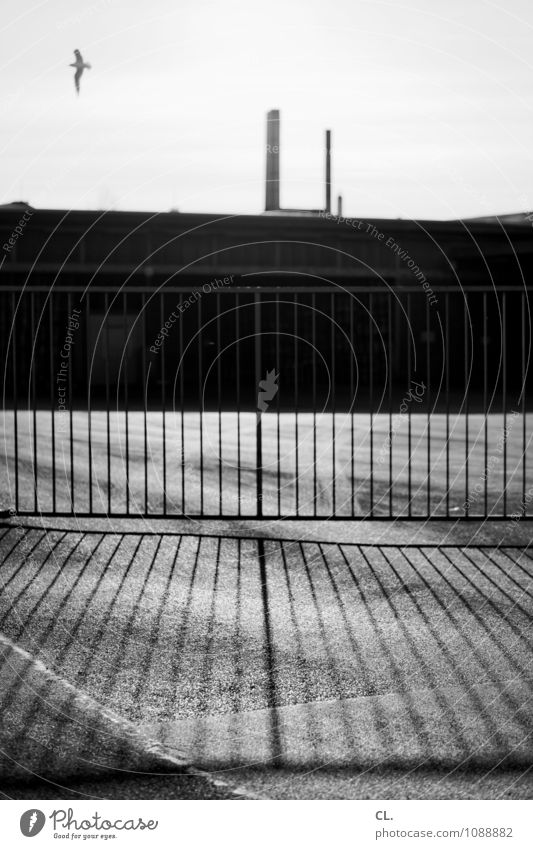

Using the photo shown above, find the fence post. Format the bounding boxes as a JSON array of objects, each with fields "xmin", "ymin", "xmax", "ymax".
[{"xmin": 255, "ymin": 293, "xmax": 262, "ymax": 517}]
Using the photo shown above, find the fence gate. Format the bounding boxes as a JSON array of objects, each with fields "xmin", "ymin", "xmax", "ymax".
[{"xmin": 1, "ymin": 284, "xmax": 532, "ymax": 519}]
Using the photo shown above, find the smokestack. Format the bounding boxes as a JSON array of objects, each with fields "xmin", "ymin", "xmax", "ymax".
[
  {"xmin": 337, "ymin": 194, "xmax": 343, "ymax": 217},
  {"xmin": 325, "ymin": 129, "xmax": 331, "ymax": 214},
  {"xmin": 265, "ymin": 109, "xmax": 280, "ymax": 211}
]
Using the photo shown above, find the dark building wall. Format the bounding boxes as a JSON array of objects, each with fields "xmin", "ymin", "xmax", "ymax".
[{"xmin": 1, "ymin": 206, "xmax": 531, "ymax": 408}]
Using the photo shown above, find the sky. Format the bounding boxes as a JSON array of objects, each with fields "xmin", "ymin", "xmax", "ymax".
[{"xmin": 2, "ymin": 0, "xmax": 533, "ymax": 219}]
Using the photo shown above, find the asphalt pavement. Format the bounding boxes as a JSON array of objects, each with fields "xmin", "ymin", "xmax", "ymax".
[{"xmin": 0, "ymin": 517, "xmax": 531, "ymax": 799}]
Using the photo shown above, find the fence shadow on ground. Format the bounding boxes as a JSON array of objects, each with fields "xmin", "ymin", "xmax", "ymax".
[{"xmin": 0, "ymin": 524, "xmax": 531, "ymax": 794}]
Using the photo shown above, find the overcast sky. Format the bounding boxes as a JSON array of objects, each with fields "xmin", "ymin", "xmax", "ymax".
[{"xmin": 2, "ymin": 0, "xmax": 533, "ymax": 219}]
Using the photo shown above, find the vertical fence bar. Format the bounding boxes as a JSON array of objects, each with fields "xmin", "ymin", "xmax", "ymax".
[
  {"xmin": 236, "ymin": 292, "xmax": 241, "ymax": 516},
  {"xmin": 350, "ymin": 292, "xmax": 355, "ymax": 517},
  {"xmin": 426, "ymin": 295, "xmax": 431, "ymax": 517},
  {"xmin": 86, "ymin": 292, "xmax": 93, "ymax": 514},
  {"xmin": 294, "ymin": 293, "xmax": 299, "ymax": 516},
  {"xmin": 522, "ymin": 291, "xmax": 526, "ymax": 517},
  {"xmin": 276, "ymin": 293, "xmax": 281, "ymax": 516},
  {"xmin": 123, "ymin": 291, "xmax": 130, "ymax": 515},
  {"xmin": 483, "ymin": 291, "xmax": 488, "ymax": 516},
  {"xmin": 369, "ymin": 293, "xmax": 374, "ymax": 517},
  {"xmin": 445, "ymin": 292, "xmax": 450, "ymax": 517},
  {"xmin": 179, "ymin": 293, "xmax": 185, "ymax": 513},
  {"xmin": 31, "ymin": 291, "xmax": 38, "ymax": 513},
  {"xmin": 502, "ymin": 291, "xmax": 507, "ymax": 517},
  {"xmin": 217, "ymin": 291, "xmax": 222, "ymax": 515},
  {"xmin": 49, "ymin": 293, "xmax": 56, "ymax": 513},
  {"xmin": 68, "ymin": 292, "xmax": 75, "ymax": 512},
  {"xmin": 104, "ymin": 292, "xmax": 111, "ymax": 515},
  {"xmin": 331, "ymin": 291, "xmax": 336, "ymax": 516},
  {"xmin": 11, "ymin": 292, "xmax": 19, "ymax": 513},
  {"xmin": 312, "ymin": 292, "xmax": 317, "ymax": 517},
  {"xmin": 255, "ymin": 293, "xmax": 262, "ymax": 518},
  {"xmin": 198, "ymin": 294, "xmax": 204, "ymax": 515},
  {"xmin": 141, "ymin": 292, "xmax": 148, "ymax": 514},
  {"xmin": 160, "ymin": 291, "xmax": 167, "ymax": 515},
  {"xmin": 388, "ymin": 295, "xmax": 393, "ymax": 517},
  {"xmin": 407, "ymin": 292, "xmax": 412, "ymax": 516},
  {"xmin": 464, "ymin": 294, "xmax": 469, "ymax": 517}
]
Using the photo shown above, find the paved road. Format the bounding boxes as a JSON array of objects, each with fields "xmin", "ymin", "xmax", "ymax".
[
  {"xmin": 0, "ymin": 518, "xmax": 531, "ymax": 799},
  {"xmin": 1, "ymin": 411, "xmax": 530, "ymax": 517}
]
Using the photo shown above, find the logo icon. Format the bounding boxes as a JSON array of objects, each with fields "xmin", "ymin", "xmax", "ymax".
[
  {"xmin": 257, "ymin": 368, "xmax": 279, "ymax": 417},
  {"xmin": 20, "ymin": 810, "xmax": 45, "ymax": 837}
]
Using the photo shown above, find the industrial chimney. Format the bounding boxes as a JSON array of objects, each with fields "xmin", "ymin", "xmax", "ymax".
[
  {"xmin": 325, "ymin": 130, "xmax": 331, "ymax": 214},
  {"xmin": 265, "ymin": 109, "xmax": 280, "ymax": 211}
]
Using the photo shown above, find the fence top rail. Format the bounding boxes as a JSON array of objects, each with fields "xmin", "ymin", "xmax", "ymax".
[{"xmin": 2, "ymin": 284, "xmax": 533, "ymax": 294}]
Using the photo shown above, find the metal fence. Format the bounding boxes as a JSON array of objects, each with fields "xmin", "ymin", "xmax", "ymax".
[{"xmin": 1, "ymin": 283, "xmax": 531, "ymax": 519}]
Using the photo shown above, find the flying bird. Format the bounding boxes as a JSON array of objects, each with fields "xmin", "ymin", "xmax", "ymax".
[{"xmin": 70, "ymin": 49, "xmax": 91, "ymax": 95}]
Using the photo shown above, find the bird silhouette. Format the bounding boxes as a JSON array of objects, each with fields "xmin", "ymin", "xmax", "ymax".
[{"xmin": 69, "ymin": 49, "xmax": 91, "ymax": 95}]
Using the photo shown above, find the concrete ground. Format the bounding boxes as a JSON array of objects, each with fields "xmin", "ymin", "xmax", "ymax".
[
  {"xmin": 0, "ymin": 517, "xmax": 531, "ymax": 799},
  {"xmin": 1, "ymin": 411, "xmax": 530, "ymax": 517}
]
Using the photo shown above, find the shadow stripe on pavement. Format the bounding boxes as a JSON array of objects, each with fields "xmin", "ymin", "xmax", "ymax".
[{"xmin": 0, "ymin": 633, "xmax": 254, "ymax": 800}]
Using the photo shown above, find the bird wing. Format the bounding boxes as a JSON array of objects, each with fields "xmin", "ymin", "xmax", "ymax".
[
  {"xmin": 74, "ymin": 66, "xmax": 83, "ymax": 93},
  {"xmin": 74, "ymin": 49, "xmax": 83, "ymax": 62}
]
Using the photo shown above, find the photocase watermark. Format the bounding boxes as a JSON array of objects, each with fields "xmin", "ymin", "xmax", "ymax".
[
  {"xmin": 257, "ymin": 368, "xmax": 279, "ymax": 419},
  {"xmin": 2, "ymin": 207, "xmax": 33, "ymax": 256},
  {"xmin": 462, "ymin": 409, "xmax": 520, "ymax": 511},
  {"xmin": 20, "ymin": 809, "xmax": 46, "ymax": 837},
  {"xmin": 149, "ymin": 275, "xmax": 234, "ymax": 354},
  {"xmin": 377, "ymin": 379, "xmax": 426, "ymax": 463},
  {"xmin": 56, "ymin": 307, "xmax": 82, "ymax": 428},
  {"xmin": 320, "ymin": 212, "xmax": 438, "ymax": 305}
]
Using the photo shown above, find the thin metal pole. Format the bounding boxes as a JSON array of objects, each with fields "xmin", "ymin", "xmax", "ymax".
[
  {"xmin": 217, "ymin": 291, "xmax": 222, "ymax": 514},
  {"xmin": 31, "ymin": 292, "xmax": 38, "ymax": 513},
  {"xmin": 276, "ymin": 294, "xmax": 281, "ymax": 516},
  {"xmin": 294, "ymin": 293, "xmax": 299, "ymax": 516},
  {"xmin": 123, "ymin": 292, "xmax": 130, "ymax": 514},
  {"xmin": 483, "ymin": 291, "xmax": 488, "ymax": 516},
  {"xmin": 407, "ymin": 293, "xmax": 412, "ymax": 516},
  {"xmin": 522, "ymin": 291, "xmax": 526, "ymax": 516},
  {"xmin": 369, "ymin": 293, "xmax": 374, "ymax": 517},
  {"xmin": 502, "ymin": 291, "xmax": 507, "ymax": 517},
  {"xmin": 350, "ymin": 292, "xmax": 354, "ymax": 517},
  {"xmin": 426, "ymin": 295, "xmax": 431, "ymax": 517},
  {"xmin": 388, "ymin": 295, "xmax": 393, "ymax": 517},
  {"xmin": 236, "ymin": 293, "xmax": 241, "ymax": 516},
  {"xmin": 104, "ymin": 292, "xmax": 111, "ymax": 515},
  {"xmin": 255, "ymin": 293, "xmax": 262, "ymax": 517},
  {"xmin": 179, "ymin": 294, "xmax": 185, "ymax": 513},
  {"xmin": 331, "ymin": 291, "xmax": 336, "ymax": 516},
  {"xmin": 11, "ymin": 292, "xmax": 19, "ymax": 513},
  {"xmin": 464, "ymin": 295, "xmax": 469, "ymax": 517},
  {"xmin": 312, "ymin": 293, "xmax": 317, "ymax": 517},
  {"xmin": 68, "ymin": 292, "xmax": 74, "ymax": 512},
  {"xmin": 49, "ymin": 293, "xmax": 56, "ymax": 513},
  {"xmin": 198, "ymin": 294, "xmax": 204, "ymax": 515},
  {"xmin": 86, "ymin": 292, "xmax": 93, "ymax": 514},
  {"xmin": 445, "ymin": 292, "xmax": 450, "ymax": 517},
  {"xmin": 160, "ymin": 292, "xmax": 167, "ymax": 515},
  {"xmin": 141, "ymin": 292, "xmax": 148, "ymax": 514}
]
